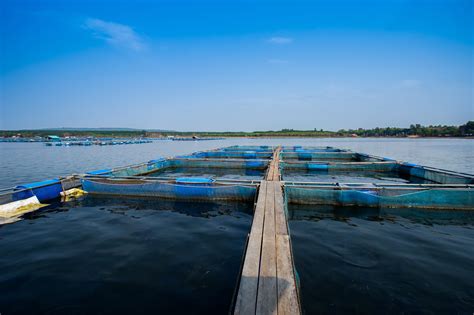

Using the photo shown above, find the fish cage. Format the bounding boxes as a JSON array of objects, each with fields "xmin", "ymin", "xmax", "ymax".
[
  {"xmin": 1, "ymin": 145, "xmax": 473, "ymax": 214},
  {"xmin": 1, "ymin": 145, "xmax": 473, "ymax": 314}
]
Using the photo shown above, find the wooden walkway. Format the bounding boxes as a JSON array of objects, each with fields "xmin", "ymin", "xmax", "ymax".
[{"xmin": 234, "ymin": 148, "xmax": 301, "ymax": 315}]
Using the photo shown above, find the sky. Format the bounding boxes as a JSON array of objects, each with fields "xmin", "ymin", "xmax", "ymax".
[{"xmin": 0, "ymin": 0, "xmax": 473, "ymax": 131}]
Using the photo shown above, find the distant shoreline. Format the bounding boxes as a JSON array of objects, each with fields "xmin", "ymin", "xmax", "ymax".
[
  {"xmin": 221, "ymin": 136, "xmax": 474, "ymax": 139},
  {"xmin": 1, "ymin": 135, "xmax": 473, "ymax": 141},
  {"xmin": 1, "ymin": 121, "xmax": 473, "ymax": 139}
]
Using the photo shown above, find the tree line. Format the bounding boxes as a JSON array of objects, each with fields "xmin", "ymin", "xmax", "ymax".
[
  {"xmin": 335, "ymin": 121, "xmax": 473, "ymax": 137},
  {"xmin": 1, "ymin": 121, "xmax": 473, "ymax": 138}
]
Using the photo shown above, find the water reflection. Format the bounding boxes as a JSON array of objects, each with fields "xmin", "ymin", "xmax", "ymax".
[
  {"xmin": 83, "ymin": 195, "xmax": 255, "ymax": 218},
  {"xmin": 146, "ymin": 166, "xmax": 264, "ymax": 180},
  {"xmin": 288, "ymin": 204, "xmax": 474, "ymax": 226},
  {"xmin": 0, "ymin": 197, "xmax": 253, "ymax": 314},
  {"xmin": 288, "ymin": 204, "xmax": 474, "ymax": 314}
]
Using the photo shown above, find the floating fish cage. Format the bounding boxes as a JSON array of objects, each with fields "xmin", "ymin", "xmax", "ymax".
[
  {"xmin": 44, "ymin": 139, "xmax": 153, "ymax": 146},
  {"xmin": 1, "ymin": 145, "xmax": 473, "ymax": 212},
  {"xmin": 1, "ymin": 145, "xmax": 473, "ymax": 314}
]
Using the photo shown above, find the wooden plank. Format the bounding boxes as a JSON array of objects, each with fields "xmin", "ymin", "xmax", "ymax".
[
  {"xmin": 274, "ymin": 182, "xmax": 288, "ymax": 236},
  {"xmin": 249, "ymin": 181, "xmax": 267, "ymax": 247},
  {"xmin": 276, "ymin": 234, "xmax": 301, "ymax": 315},
  {"xmin": 256, "ymin": 239, "xmax": 278, "ymax": 315},
  {"xmin": 256, "ymin": 181, "xmax": 277, "ymax": 315},
  {"xmin": 273, "ymin": 161, "xmax": 279, "ymax": 181},
  {"xmin": 272, "ymin": 147, "xmax": 281, "ymax": 181},
  {"xmin": 236, "ymin": 144, "xmax": 300, "ymax": 315},
  {"xmin": 263, "ymin": 181, "xmax": 275, "ymax": 239},
  {"xmin": 267, "ymin": 163, "xmax": 274, "ymax": 181},
  {"xmin": 234, "ymin": 181, "xmax": 267, "ymax": 315},
  {"xmin": 271, "ymin": 150, "xmax": 276, "ymax": 181},
  {"xmin": 267, "ymin": 148, "xmax": 279, "ymax": 181},
  {"xmin": 272, "ymin": 161, "xmax": 277, "ymax": 181}
]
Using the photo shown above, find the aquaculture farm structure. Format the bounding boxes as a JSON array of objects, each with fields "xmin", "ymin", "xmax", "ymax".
[{"xmin": 1, "ymin": 145, "xmax": 473, "ymax": 314}]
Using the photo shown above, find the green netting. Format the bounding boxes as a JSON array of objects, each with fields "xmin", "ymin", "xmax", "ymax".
[
  {"xmin": 282, "ymin": 152, "xmax": 361, "ymax": 162},
  {"xmin": 281, "ymin": 161, "xmax": 398, "ymax": 172},
  {"xmin": 221, "ymin": 145, "xmax": 274, "ymax": 152},
  {"xmin": 190, "ymin": 151, "xmax": 273, "ymax": 159},
  {"xmin": 101, "ymin": 158, "xmax": 269, "ymax": 179},
  {"xmin": 285, "ymin": 185, "xmax": 474, "ymax": 210},
  {"xmin": 170, "ymin": 158, "xmax": 268, "ymax": 169},
  {"xmin": 281, "ymin": 146, "xmax": 346, "ymax": 152},
  {"xmin": 281, "ymin": 161, "xmax": 473, "ymax": 185},
  {"xmin": 82, "ymin": 178, "xmax": 257, "ymax": 201},
  {"xmin": 111, "ymin": 160, "xmax": 172, "ymax": 177},
  {"xmin": 399, "ymin": 164, "xmax": 474, "ymax": 184}
]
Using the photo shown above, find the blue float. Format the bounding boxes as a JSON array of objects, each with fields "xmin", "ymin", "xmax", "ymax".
[
  {"xmin": 14, "ymin": 179, "xmax": 63, "ymax": 202},
  {"xmin": 307, "ymin": 163, "xmax": 329, "ymax": 171}
]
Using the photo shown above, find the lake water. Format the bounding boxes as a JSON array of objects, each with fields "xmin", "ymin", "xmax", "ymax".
[
  {"xmin": 282, "ymin": 169, "xmax": 433, "ymax": 184},
  {"xmin": 288, "ymin": 205, "xmax": 474, "ymax": 314},
  {"xmin": 1, "ymin": 138, "xmax": 473, "ymax": 314},
  {"xmin": 145, "ymin": 166, "xmax": 265, "ymax": 180},
  {"xmin": 0, "ymin": 197, "xmax": 253, "ymax": 314},
  {"xmin": 1, "ymin": 138, "xmax": 472, "ymax": 188}
]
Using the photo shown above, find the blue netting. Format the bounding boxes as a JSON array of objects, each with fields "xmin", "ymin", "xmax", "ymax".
[
  {"xmin": 188, "ymin": 151, "xmax": 273, "ymax": 159},
  {"xmin": 281, "ymin": 152, "xmax": 360, "ymax": 162},
  {"xmin": 282, "ymin": 161, "xmax": 398, "ymax": 172},
  {"xmin": 285, "ymin": 186, "xmax": 474, "ymax": 210},
  {"xmin": 171, "ymin": 158, "xmax": 268, "ymax": 169},
  {"xmin": 82, "ymin": 179, "xmax": 257, "ymax": 201}
]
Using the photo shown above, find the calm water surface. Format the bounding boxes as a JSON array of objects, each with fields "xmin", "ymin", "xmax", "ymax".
[
  {"xmin": 0, "ymin": 197, "xmax": 252, "ymax": 314},
  {"xmin": 1, "ymin": 138, "xmax": 472, "ymax": 187},
  {"xmin": 146, "ymin": 167, "xmax": 264, "ymax": 180},
  {"xmin": 1, "ymin": 138, "xmax": 473, "ymax": 314},
  {"xmin": 282, "ymin": 169, "xmax": 432, "ymax": 184},
  {"xmin": 289, "ymin": 205, "xmax": 474, "ymax": 314}
]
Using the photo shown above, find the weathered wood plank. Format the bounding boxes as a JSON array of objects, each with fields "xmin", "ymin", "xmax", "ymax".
[
  {"xmin": 253, "ymin": 181, "xmax": 267, "ymax": 229},
  {"xmin": 267, "ymin": 146, "xmax": 280, "ymax": 182},
  {"xmin": 256, "ymin": 239, "xmax": 278, "ymax": 315},
  {"xmin": 256, "ymin": 181, "xmax": 277, "ymax": 315},
  {"xmin": 271, "ymin": 161, "xmax": 277, "ymax": 181},
  {"xmin": 276, "ymin": 234, "xmax": 301, "ymax": 315},
  {"xmin": 267, "ymin": 163, "xmax": 274, "ymax": 181},
  {"xmin": 274, "ymin": 182, "xmax": 288, "ymax": 236},
  {"xmin": 234, "ymin": 181, "xmax": 267, "ymax": 315},
  {"xmin": 272, "ymin": 147, "xmax": 281, "ymax": 181},
  {"xmin": 263, "ymin": 180, "xmax": 275, "ymax": 238},
  {"xmin": 235, "ymin": 145, "xmax": 300, "ymax": 315},
  {"xmin": 271, "ymin": 160, "xmax": 276, "ymax": 181}
]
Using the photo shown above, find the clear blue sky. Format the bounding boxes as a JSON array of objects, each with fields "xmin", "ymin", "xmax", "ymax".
[{"xmin": 1, "ymin": 0, "xmax": 472, "ymax": 131}]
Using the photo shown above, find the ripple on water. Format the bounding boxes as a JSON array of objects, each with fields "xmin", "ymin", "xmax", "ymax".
[
  {"xmin": 289, "ymin": 204, "xmax": 474, "ymax": 314},
  {"xmin": 0, "ymin": 196, "xmax": 253, "ymax": 314}
]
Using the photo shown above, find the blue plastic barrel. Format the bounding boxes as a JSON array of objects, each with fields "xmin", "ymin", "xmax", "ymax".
[
  {"xmin": 243, "ymin": 151, "xmax": 257, "ymax": 159},
  {"xmin": 245, "ymin": 160, "xmax": 265, "ymax": 168},
  {"xmin": 14, "ymin": 179, "xmax": 62, "ymax": 202},
  {"xmin": 307, "ymin": 163, "xmax": 329, "ymax": 171}
]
